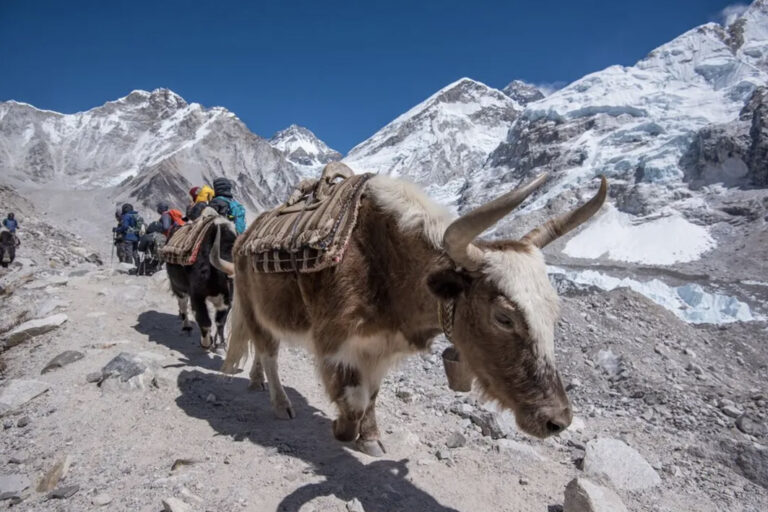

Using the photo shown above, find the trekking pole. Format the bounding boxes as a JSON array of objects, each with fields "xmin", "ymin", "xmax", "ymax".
[{"xmin": 110, "ymin": 235, "xmax": 115, "ymax": 266}]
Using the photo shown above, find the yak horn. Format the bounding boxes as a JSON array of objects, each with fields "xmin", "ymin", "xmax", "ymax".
[
  {"xmin": 210, "ymin": 225, "xmax": 235, "ymax": 277},
  {"xmin": 443, "ymin": 173, "xmax": 549, "ymax": 271},
  {"xmin": 521, "ymin": 176, "xmax": 608, "ymax": 248}
]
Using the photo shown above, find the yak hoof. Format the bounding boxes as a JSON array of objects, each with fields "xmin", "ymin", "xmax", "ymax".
[
  {"xmin": 356, "ymin": 439, "xmax": 386, "ymax": 457},
  {"xmin": 249, "ymin": 381, "xmax": 268, "ymax": 392},
  {"xmin": 274, "ymin": 405, "xmax": 295, "ymax": 420}
]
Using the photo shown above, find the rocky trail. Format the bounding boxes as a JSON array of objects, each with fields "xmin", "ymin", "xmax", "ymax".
[{"xmin": 1, "ymin": 219, "xmax": 767, "ymax": 512}]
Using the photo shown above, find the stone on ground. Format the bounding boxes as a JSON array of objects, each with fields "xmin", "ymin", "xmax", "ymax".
[
  {"xmin": 0, "ymin": 474, "xmax": 31, "ymax": 497},
  {"xmin": 163, "ymin": 497, "xmax": 191, "ymax": 512},
  {"xmin": 583, "ymin": 438, "xmax": 661, "ymax": 490},
  {"xmin": 41, "ymin": 350, "xmax": 84, "ymax": 374},
  {"xmin": 37, "ymin": 454, "xmax": 71, "ymax": 492},
  {"xmin": 564, "ymin": 477, "xmax": 628, "ymax": 512},
  {"xmin": 0, "ymin": 379, "xmax": 50, "ymax": 416},
  {"xmin": 6, "ymin": 314, "xmax": 68, "ymax": 347}
]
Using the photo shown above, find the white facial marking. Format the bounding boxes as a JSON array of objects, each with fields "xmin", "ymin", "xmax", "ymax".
[{"xmin": 483, "ymin": 248, "xmax": 560, "ymax": 362}]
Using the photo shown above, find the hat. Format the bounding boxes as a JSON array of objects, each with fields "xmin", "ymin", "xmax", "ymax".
[{"xmin": 189, "ymin": 186, "xmax": 200, "ymax": 199}]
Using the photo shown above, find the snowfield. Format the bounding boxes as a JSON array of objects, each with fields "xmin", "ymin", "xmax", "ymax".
[{"xmin": 563, "ymin": 205, "xmax": 716, "ymax": 265}]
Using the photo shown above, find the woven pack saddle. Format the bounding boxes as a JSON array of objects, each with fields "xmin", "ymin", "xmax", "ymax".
[{"xmin": 236, "ymin": 162, "xmax": 372, "ymax": 274}]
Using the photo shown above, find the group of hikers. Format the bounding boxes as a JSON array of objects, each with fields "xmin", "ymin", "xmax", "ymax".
[{"xmin": 112, "ymin": 177, "xmax": 246, "ymax": 275}]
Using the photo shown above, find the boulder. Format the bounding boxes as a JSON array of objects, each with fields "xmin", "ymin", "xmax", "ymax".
[
  {"xmin": 564, "ymin": 477, "xmax": 627, "ymax": 512},
  {"xmin": 0, "ymin": 379, "xmax": 50, "ymax": 416},
  {"xmin": 583, "ymin": 438, "xmax": 661, "ymax": 490},
  {"xmin": 6, "ymin": 314, "xmax": 68, "ymax": 347}
]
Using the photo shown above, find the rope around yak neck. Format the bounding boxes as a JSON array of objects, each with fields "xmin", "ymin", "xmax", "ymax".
[{"xmin": 438, "ymin": 299, "xmax": 455, "ymax": 343}]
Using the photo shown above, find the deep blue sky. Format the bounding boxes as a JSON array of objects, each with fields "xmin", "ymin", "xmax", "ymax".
[{"xmin": 0, "ymin": 0, "xmax": 744, "ymax": 153}]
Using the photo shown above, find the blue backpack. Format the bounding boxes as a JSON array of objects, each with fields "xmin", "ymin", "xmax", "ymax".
[{"xmin": 218, "ymin": 197, "xmax": 246, "ymax": 234}]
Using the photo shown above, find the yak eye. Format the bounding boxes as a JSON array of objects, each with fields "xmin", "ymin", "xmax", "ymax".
[{"xmin": 494, "ymin": 310, "xmax": 515, "ymax": 329}]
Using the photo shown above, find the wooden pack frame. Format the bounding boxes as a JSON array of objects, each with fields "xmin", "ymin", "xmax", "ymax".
[{"xmin": 237, "ymin": 163, "xmax": 373, "ymax": 273}]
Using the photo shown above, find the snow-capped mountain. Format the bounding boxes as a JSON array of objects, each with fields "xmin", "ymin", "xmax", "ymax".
[
  {"xmin": 269, "ymin": 124, "xmax": 341, "ymax": 175},
  {"xmin": 501, "ymin": 80, "xmax": 545, "ymax": 106},
  {"xmin": 0, "ymin": 89, "xmax": 310, "ymax": 212},
  {"xmin": 482, "ymin": 0, "xmax": 768, "ymax": 219},
  {"xmin": 344, "ymin": 78, "xmax": 521, "ymax": 196}
]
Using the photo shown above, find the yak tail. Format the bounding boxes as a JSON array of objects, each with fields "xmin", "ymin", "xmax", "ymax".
[
  {"xmin": 210, "ymin": 224, "xmax": 235, "ymax": 277},
  {"xmin": 221, "ymin": 287, "xmax": 251, "ymax": 374}
]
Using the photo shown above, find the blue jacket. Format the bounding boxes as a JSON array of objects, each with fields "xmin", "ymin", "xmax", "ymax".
[
  {"xmin": 116, "ymin": 211, "xmax": 141, "ymax": 242},
  {"xmin": 3, "ymin": 218, "xmax": 17, "ymax": 233}
]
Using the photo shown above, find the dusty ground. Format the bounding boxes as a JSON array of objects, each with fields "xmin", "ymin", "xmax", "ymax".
[{"xmin": 1, "ymin": 187, "xmax": 767, "ymax": 512}]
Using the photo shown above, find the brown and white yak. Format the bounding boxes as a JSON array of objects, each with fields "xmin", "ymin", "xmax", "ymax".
[{"xmin": 211, "ymin": 172, "xmax": 607, "ymax": 456}]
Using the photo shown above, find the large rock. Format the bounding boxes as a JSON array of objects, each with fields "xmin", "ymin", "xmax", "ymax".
[
  {"xmin": 583, "ymin": 438, "xmax": 661, "ymax": 490},
  {"xmin": 734, "ymin": 443, "xmax": 768, "ymax": 489},
  {"xmin": 0, "ymin": 379, "xmax": 50, "ymax": 416},
  {"xmin": 564, "ymin": 477, "xmax": 627, "ymax": 512},
  {"xmin": 5, "ymin": 314, "xmax": 68, "ymax": 347}
]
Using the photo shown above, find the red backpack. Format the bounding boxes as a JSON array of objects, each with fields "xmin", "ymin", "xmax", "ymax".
[{"xmin": 165, "ymin": 209, "xmax": 186, "ymax": 237}]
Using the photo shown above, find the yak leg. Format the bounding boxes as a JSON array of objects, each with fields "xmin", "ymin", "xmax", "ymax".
[
  {"xmin": 321, "ymin": 354, "xmax": 391, "ymax": 456},
  {"xmin": 177, "ymin": 295, "xmax": 193, "ymax": 333},
  {"xmin": 320, "ymin": 361, "xmax": 370, "ymax": 444},
  {"xmin": 357, "ymin": 389, "xmax": 386, "ymax": 457},
  {"xmin": 260, "ymin": 351, "xmax": 294, "ymax": 419},
  {"xmin": 210, "ymin": 294, "xmax": 230, "ymax": 348},
  {"xmin": 248, "ymin": 359, "xmax": 267, "ymax": 391},
  {"xmin": 248, "ymin": 320, "xmax": 293, "ymax": 418},
  {"xmin": 190, "ymin": 293, "xmax": 213, "ymax": 349}
]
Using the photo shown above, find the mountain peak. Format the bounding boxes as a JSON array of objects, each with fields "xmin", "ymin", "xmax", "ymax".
[
  {"xmin": 269, "ymin": 124, "xmax": 341, "ymax": 171},
  {"xmin": 502, "ymin": 80, "xmax": 545, "ymax": 106}
]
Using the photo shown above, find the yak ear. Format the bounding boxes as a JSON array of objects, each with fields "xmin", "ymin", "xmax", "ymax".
[{"xmin": 426, "ymin": 269, "xmax": 472, "ymax": 300}]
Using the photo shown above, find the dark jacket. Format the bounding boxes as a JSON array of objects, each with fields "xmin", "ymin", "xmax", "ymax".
[{"xmin": 115, "ymin": 211, "xmax": 141, "ymax": 242}]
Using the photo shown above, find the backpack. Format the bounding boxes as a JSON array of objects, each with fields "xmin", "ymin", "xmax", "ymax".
[
  {"xmin": 130, "ymin": 214, "xmax": 146, "ymax": 236},
  {"xmin": 167, "ymin": 209, "xmax": 185, "ymax": 228},
  {"xmin": 217, "ymin": 197, "xmax": 246, "ymax": 234}
]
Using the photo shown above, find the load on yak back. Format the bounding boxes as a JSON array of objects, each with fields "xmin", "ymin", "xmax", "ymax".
[{"xmin": 136, "ymin": 220, "xmax": 167, "ymax": 275}]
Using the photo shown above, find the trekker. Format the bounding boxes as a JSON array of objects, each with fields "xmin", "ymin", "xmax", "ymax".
[
  {"xmin": 209, "ymin": 177, "xmax": 246, "ymax": 234},
  {"xmin": 3, "ymin": 213, "xmax": 20, "ymax": 246},
  {"xmin": 113, "ymin": 203, "xmax": 143, "ymax": 267},
  {"xmin": 113, "ymin": 209, "xmax": 128, "ymax": 263},
  {"xmin": 3, "ymin": 213, "xmax": 18, "ymax": 233},
  {"xmin": 186, "ymin": 184, "xmax": 214, "ymax": 221},
  {"xmin": 156, "ymin": 201, "xmax": 185, "ymax": 239}
]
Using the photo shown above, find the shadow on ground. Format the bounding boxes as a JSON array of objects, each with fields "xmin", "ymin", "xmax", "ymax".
[
  {"xmin": 134, "ymin": 310, "xmax": 223, "ymax": 371},
  {"xmin": 176, "ymin": 369, "xmax": 461, "ymax": 512}
]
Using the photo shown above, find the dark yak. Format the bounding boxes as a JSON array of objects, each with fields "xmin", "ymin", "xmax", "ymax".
[
  {"xmin": 0, "ymin": 229, "xmax": 16, "ymax": 268},
  {"xmin": 166, "ymin": 218, "xmax": 237, "ymax": 349}
]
